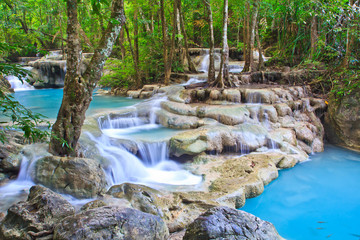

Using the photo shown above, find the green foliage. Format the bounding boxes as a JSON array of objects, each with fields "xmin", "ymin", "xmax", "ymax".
[
  {"xmin": 0, "ymin": 89, "xmax": 50, "ymax": 143},
  {"xmin": 0, "ymin": 42, "xmax": 50, "ymax": 143},
  {"xmin": 99, "ymin": 58, "xmax": 134, "ymax": 88},
  {"xmin": 330, "ymin": 69, "xmax": 360, "ymax": 101}
]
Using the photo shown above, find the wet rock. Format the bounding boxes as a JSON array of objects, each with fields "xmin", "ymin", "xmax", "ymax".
[
  {"xmin": 0, "ymin": 154, "xmax": 22, "ymax": 173},
  {"xmin": 80, "ymin": 200, "xmax": 107, "ymax": 211},
  {"xmin": 34, "ymin": 156, "xmax": 106, "ymax": 198},
  {"xmin": 183, "ymin": 206, "xmax": 282, "ymax": 240},
  {"xmin": 244, "ymin": 88, "xmax": 277, "ymax": 104},
  {"xmin": 325, "ymin": 91, "xmax": 360, "ymax": 151},
  {"xmin": 275, "ymin": 103, "xmax": 292, "ymax": 117},
  {"xmin": 157, "ymin": 109, "xmax": 203, "ymax": 129},
  {"xmin": 53, "ymin": 206, "xmax": 169, "ymax": 240},
  {"xmin": 161, "ymin": 101, "xmax": 197, "ymax": 116},
  {"xmin": 108, "ymin": 183, "xmax": 164, "ymax": 217},
  {"xmin": 0, "ymin": 185, "xmax": 75, "ymax": 240},
  {"xmin": 29, "ymin": 60, "xmax": 66, "ymax": 88},
  {"xmin": 223, "ymin": 89, "xmax": 241, "ymax": 103},
  {"xmin": 200, "ymin": 105, "xmax": 250, "ymax": 125},
  {"xmin": 294, "ymin": 123, "xmax": 315, "ymax": 144}
]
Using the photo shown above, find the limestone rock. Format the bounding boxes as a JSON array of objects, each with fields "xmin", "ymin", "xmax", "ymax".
[
  {"xmin": 183, "ymin": 206, "xmax": 282, "ymax": 240},
  {"xmin": 0, "ymin": 185, "xmax": 75, "ymax": 240},
  {"xmin": 325, "ymin": 91, "xmax": 360, "ymax": 151},
  {"xmin": 295, "ymin": 123, "xmax": 315, "ymax": 144},
  {"xmin": 275, "ymin": 103, "xmax": 292, "ymax": 117},
  {"xmin": 108, "ymin": 183, "xmax": 164, "ymax": 217},
  {"xmin": 157, "ymin": 109, "xmax": 203, "ymax": 129},
  {"xmin": 53, "ymin": 206, "xmax": 169, "ymax": 240},
  {"xmin": 34, "ymin": 156, "xmax": 107, "ymax": 198}
]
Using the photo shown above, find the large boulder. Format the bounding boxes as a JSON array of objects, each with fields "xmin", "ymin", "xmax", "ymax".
[
  {"xmin": 34, "ymin": 156, "xmax": 107, "ymax": 198},
  {"xmin": 0, "ymin": 185, "xmax": 75, "ymax": 240},
  {"xmin": 107, "ymin": 183, "xmax": 165, "ymax": 217},
  {"xmin": 183, "ymin": 206, "xmax": 283, "ymax": 240},
  {"xmin": 325, "ymin": 91, "xmax": 360, "ymax": 151},
  {"xmin": 53, "ymin": 206, "xmax": 169, "ymax": 240}
]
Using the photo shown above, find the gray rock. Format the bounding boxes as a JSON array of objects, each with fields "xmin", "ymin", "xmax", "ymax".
[
  {"xmin": 0, "ymin": 185, "xmax": 75, "ymax": 240},
  {"xmin": 53, "ymin": 206, "xmax": 169, "ymax": 240},
  {"xmin": 34, "ymin": 156, "xmax": 107, "ymax": 198},
  {"xmin": 108, "ymin": 183, "xmax": 164, "ymax": 217},
  {"xmin": 184, "ymin": 206, "xmax": 282, "ymax": 240},
  {"xmin": 325, "ymin": 90, "xmax": 360, "ymax": 151}
]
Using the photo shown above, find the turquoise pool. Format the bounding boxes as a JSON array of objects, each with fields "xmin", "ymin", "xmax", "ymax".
[{"xmin": 241, "ymin": 145, "xmax": 360, "ymax": 240}]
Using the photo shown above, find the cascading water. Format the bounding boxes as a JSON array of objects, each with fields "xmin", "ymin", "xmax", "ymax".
[
  {"xmin": 95, "ymin": 94, "xmax": 202, "ymax": 187},
  {"xmin": 6, "ymin": 66, "xmax": 35, "ymax": 91}
]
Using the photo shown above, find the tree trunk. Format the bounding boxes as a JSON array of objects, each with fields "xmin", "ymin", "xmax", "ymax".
[
  {"xmin": 134, "ymin": 6, "xmax": 140, "ymax": 86},
  {"xmin": 125, "ymin": 24, "xmax": 141, "ymax": 88},
  {"xmin": 177, "ymin": 0, "xmax": 197, "ymax": 73},
  {"xmin": 213, "ymin": 0, "xmax": 231, "ymax": 88},
  {"xmin": 310, "ymin": 15, "xmax": 318, "ymax": 59},
  {"xmin": 160, "ymin": 0, "xmax": 170, "ymax": 85},
  {"xmin": 243, "ymin": 3, "xmax": 250, "ymax": 72},
  {"xmin": 203, "ymin": 0, "xmax": 216, "ymax": 83},
  {"xmin": 49, "ymin": 0, "xmax": 126, "ymax": 156},
  {"xmin": 256, "ymin": 23, "xmax": 264, "ymax": 70},
  {"xmin": 118, "ymin": 27, "xmax": 126, "ymax": 59},
  {"xmin": 249, "ymin": 0, "xmax": 259, "ymax": 72}
]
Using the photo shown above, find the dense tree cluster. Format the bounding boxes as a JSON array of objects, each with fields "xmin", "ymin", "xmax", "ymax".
[{"xmin": 0, "ymin": 0, "xmax": 359, "ymax": 155}]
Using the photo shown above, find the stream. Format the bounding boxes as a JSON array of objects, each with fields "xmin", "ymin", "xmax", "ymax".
[{"xmin": 1, "ymin": 73, "xmax": 360, "ymax": 240}]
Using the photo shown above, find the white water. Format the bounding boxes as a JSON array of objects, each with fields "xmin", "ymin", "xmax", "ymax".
[
  {"xmin": 6, "ymin": 67, "xmax": 35, "ymax": 92},
  {"xmin": 180, "ymin": 77, "xmax": 207, "ymax": 86},
  {"xmin": 97, "ymin": 94, "xmax": 202, "ymax": 187}
]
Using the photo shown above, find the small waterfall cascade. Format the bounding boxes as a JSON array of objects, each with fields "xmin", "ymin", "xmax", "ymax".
[
  {"xmin": 96, "ymin": 94, "xmax": 202, "ymax": 187},
  {"xmin": 6, "ymin": 66, "xmax": 35, "ymax": 91},
  {"xmin": 199, "ymin": 50, "xmax": 210, "ymax": 73},
  {"xmin": 180, "ymin": 76, "xmax": 207, "ymax": 86},
  {"xmin": 196, "ymin": 49, "xmax": 221, "ymax": 73}
]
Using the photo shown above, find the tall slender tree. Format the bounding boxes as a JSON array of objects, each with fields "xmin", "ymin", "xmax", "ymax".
[
  {"xmin": 204, "ymin": 0, "xmax": 216, "ymax": 83},
  {"xmin": 212, "ymin": 0, "xmax": 233, "ymax": 88}
]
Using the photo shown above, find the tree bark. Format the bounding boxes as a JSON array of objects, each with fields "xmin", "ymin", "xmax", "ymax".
[
  {"xmin": 243, "ymin": 3, "xmax": 250, "ymax": 72},
  {"xmin": 213, "ymin": 0, "xmax": 232, "ymax": 88},
  {"xmin": 177, "ymin": 0, "xmax": 197, "ymax": 73},
  {"xmin": 310, "ymin": 15, "xmax": 318, "ymax": 59},
  {"xmin": 249, "ymin": 0, "xmax": 259, "ymax": 72},
  {"xmin": 256, "ymin": 23, "xmax": 264, "ymax": 70},
  {"xmin": 49, "ymin": 0, "xmax": 126, "ymax": 156},
  {"xmin": 125, "ymin": 23, "xmax": 141, "ymax": 88},
  {"xmin": 160, "ymin": 0, "xmax": 170, "ymax": 85},
  {"xmin": 203, "ymin": 0, "xmax": 216, "ymax": 83}
]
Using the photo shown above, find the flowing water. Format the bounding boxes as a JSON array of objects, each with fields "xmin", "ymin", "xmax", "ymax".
[
  {"xmin": 241, "ymin": 145, "xmax": 360, "ymax": 240},
  {"xmin": 6, "ymin": 67, "xmax": 35, "ymax": 91},
  {"xmin": 0, "ymin": 89, "xmax": 202, "ymax": 212}
]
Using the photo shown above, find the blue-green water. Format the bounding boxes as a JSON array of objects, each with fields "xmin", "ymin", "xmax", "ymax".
[
  {"xmin": 12, "ymin": 89, "xmax": 141, "ymax": 119},
  {"xmin": 241, "ymin": 145, "xmax": 360, "ymax": 240}
]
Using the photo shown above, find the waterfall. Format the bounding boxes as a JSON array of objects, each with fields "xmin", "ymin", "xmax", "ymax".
[
  {"xmin": 87, "ymin": 133, "xmax": 202, "ymax": 187},
  {"xmin": 96, "ymin": 94, "xmax": 202, "ymax": 187},
  {"xmin": 6, "ymin": 66, "xmax": 35, "ymax": 92},
  {"xmin": 199, "ymin": 53, "xmax": 210, "ymax": 73}
]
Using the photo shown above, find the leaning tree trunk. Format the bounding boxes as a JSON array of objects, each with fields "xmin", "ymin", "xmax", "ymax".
[
  {"xmin": 204, "ymin": 0, "xmax": 216, "ymax": 83},
  {"xmin": 213, "ymin": 0, "xmax": 231, "ymax": 88},
  {"xmin": 49, "ymin": 0, "xmax": 126, "ymax": 156}
]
